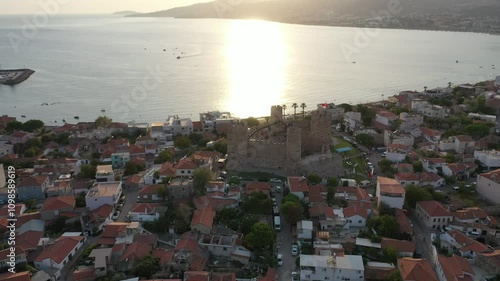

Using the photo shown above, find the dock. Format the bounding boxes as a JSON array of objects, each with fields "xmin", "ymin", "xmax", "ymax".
[{"xmin": 0, "ymin": 69, "xmax": 35, "ymax": 85}]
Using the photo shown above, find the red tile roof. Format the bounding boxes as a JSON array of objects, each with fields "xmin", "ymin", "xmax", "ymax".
[
  {"xmin": 0, "ymin": 247, "xmax": 25, "ymax": 261},
  {"xmin": 438, "ymin": 255, "xmax": 474, "ymax": 281},
  {"xmin": 139, "ymin": 184, "xmax": 162, "ymax": 195},
  {"xmin": 184, "ymin": 271, "xmax": 210, "ymax": 281},
  {"xmin": 0, "ymin": 203, "xmax": 25, "ymax": 217},
  {"xmin": 42, "ymin": 196, "xmax": 75, "ymax": 211},
  {"xmin": 288, "ymin": 176, "xmax": 309, "ymax": 193},
  {"xmin": 0, "ymin": 271, "xmax": 31, "ymax": 281},
  {"xmin": 177, "ymin": 158, "xmax": 199, "ymax": 170},
  {"xmin": 460, "ymin": 240, "xmax": 489, "ymax": 254},
  {"xmin": 90, "ymin": 204, "xmax": 113, "ymax": 220},
  {"xmin": 212, "ymin": 273, "xmax": 236, "ymax": 281},
  {"xmin": 420, "ymin": 172, "xmax": 442, "ymax": 183},
  {"xmin": 159, "ymin": 249, "xmax": 175, "ymax": 265},
  {"xmin": 455, "ymin": 135, "xmax": 474, "ymax": 142},
  {"xmin": 378, "ymin": 177, "xmax": 405, "ymax": 194},
  {"xmin": 480, "ymin": 168, "xmax": 500, "ymax": 183},
  {"xmin": 377, "ymin": 110, "xmax": 398, "ymax": 119},
  {"xmin": 308, "ymin": 185, "xmax": 326, "ymax": 203},
  {"xmin": 100, "ymin": 222, "xmax": 128, "ymax": 238},
  {"xmin": 395, "ymin": 172, "xmax": 420, "ymax": 182},
  {"xmin": 343, "ymin": 205, "xmax": 368, "ymax": 219},
  {"xmin": 35, "ymin": 236, "xmax": 84, "ymax": 264},
  {"xmin": 73, "ymin": 268, "xmax": 96, "ymax": 281},
  {"xmin": 130, "ymin": 203, "xmax": 160, "ymax": 213},
  {"xmin": 416, "ymin": 201, "xmax": 452, "ymax": 217},
  {"xmin": 126, "ymin": 174, "xmax": 143, "ymax": 185},
  {"xmin": 16, "ymin": 212, "xmax": 41, "ymax": 226},
  {"xmin": 453, "ymin": 207, "xmax": 488, "ymax": 221},
  {"xmin": 309, "ymin": 204, "xmax": 334, "ymax": 219},
  {"xmin": 246, "ymin": 182, "xmax": 271, "ymax": 195},
  {"xmin": 191, "ymin": 207, "xmax": 215, "ymax": 228},
  {"xmin": 175, "ymin": 238, "xmax": 199, "ymax": 253},
  {"xmin": 446, "ymin": 230, "xmax": 473, "ymax": 246},
  {"xmin": 18, "ymin": 175, "xmax": 48, "ymax": 187},
  {"xmin": 17, "ymin": 230, "xmax": 43, "ymax": 251},
  {"xmin": 192, "ymin": 121, "xmax": 202, "ymax": 130},
  {"xmin": 395, "ymin": 209, "xmax": 413, "ymax": 235},
  {"xmin": 159, "ymin": 161, "xmax": 177, "ymax": 176},
  {"xmin": 420, "ymin": 127, "xmax": 442, "ymax": 137},
  {"xmin": 381, "ymin": 238, "xmax": 416, "ymax": 254},
  {"xmin": 398, "ymin": 258, "xmax": 438, "ymax": 281},
  {"xmin": 119, "ymin": 241, "xmax": 152, "ymax": 262},
  {"xmin": 478, "ymin": 250, "xmax": 500, "ymax": 268}
]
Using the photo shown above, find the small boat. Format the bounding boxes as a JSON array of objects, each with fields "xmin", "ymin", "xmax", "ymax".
[
  {"xmin": 101, "ymin": 108, "xmax": 106, "ymax": 112},
  {"xmin": 177, "ymin": 56, "xmax": 181, "ymax": 59},
  {"xmin": 456, "ymin": 60, "xmax": 459, "ymax": 63},
  {"xmin": 74, "ymin": 116, "xmax": 79, "ymax": 119},
  {"xmin": 21, "ymin": 115, "xmax": 26, "ymax": 118},
  {"xmin": 54, "ymin": 120, "xmax": 57, "ymax": 123},
  {"xmin": 163, "ymin": 49, "xmax": 166, "ymax": 52},
  {"xmin": 352, "ymin": 61, "xmax": 356, "ymax": 64},
  {"xmin": 480, "ymin": 66, "xmax": 483, "ymax": 68},
  {"xmin": 63, "ymin": 119, "xmax": 66, "ymax": 122}
]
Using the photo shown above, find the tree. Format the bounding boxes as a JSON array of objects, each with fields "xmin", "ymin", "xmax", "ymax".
[
  {"xmin": 193, "ymin": 167, "xmax": 213, "ymax": 194},
  {"xmin": 216, "ymin": 208, "xmax": 241, "ymax": 230},
  {"xmin": 327, "ymin": 186, "xmax": 335, "ymax": 205},
  {"xmin": 5, "ymin": 121, "xmax": 23, "ymax": 133},
  {"xmin": 245, "ymin": 117, "xmax": 260, "ymax": 127},
  {"xmin": 356, "ymin": 104, "xmax": 376, "ymax": 127},
  {"xmin": 379, "ymin": 159, "xmax": 395, "ymax": 174},
  {"xmin": 375, "ymin": 215, "xmax": 401, "ymax": 239},
  {"xmin": 240, "ymin": 215, "xmax": 259, "ymax": 235},
  {"xmin": 123, "ymin": 161, "xmax": 145, "ymax": 176},
  {"xmin": 213, "ymin": 141, "xmax": 227, "ymax": 154},
  {"xmin": 339, "ymin": 103, "xmax": 353, "ymax": 112},
  {"xmin": 327, "ymin": 177, "xmax": 338, "ymax": 187},
  {"xmin": 243, "ymin": 192, "xmax": 272, "ymax": 214},
  {"xmin": 405, "ymin": 185, "xmax": 433, "ymax": 208},
  {"xmin": 300, "ymin": 103, "xmax": 307, "ymax": 118},
  {"xmin": 413, "ymin": 161, "xmax": 423, "ymax": 173},
  {"xmin": 281, "ymin": 201, "xmax": 304, "ymax": 225},
  {"xmin": 94, "ymin": 116, "xmax": 112, "ymax": 128},
  {"xmin": 282, "ymin": 104, "xmax": 287, "ymax": 117},
  {"xmin": 292, "ymin": 103, "xmax": 298, "ymax": 119},
  {"xmin": 355, "ymin": 133, "xmax": 375, "ymax": 148},
  {"xmin": 156, "ymin": 185, "xmax": 169, "ymax": 201},
  {"xmin": 174, "ymin": 135, "xmax": 192, "ymax": 149},
  {"xmin": 281, "ymin": 193, "xmax": 300, "ymax": 205},
  {"xmin": 381, "ymin": 246, "xmax": 399, "ymax": 264},
  {"xmin": 464, "ymin": 124, "xmax": 491, "ymax": 139},
  {"xmin": 133, "ymin": 255, "xmax": 160, "ymax": 279},
  {"xmin": 244, "ymin": 222, "xmax": 275, "ymax": 250},
  {"xmin": 188, "ymin": 133, "xmax": 204, "ymax": 145},
  {"xmin": 79, "ymin": 164, "xmax": 96, "ymax": 179},
  {"xmin": 155, "ymin": 149, "xmax": 173, "ymax": 164},
  {"xmin": 386, "ymin": 269, "xmax": 403, "ymax": 281},
  {"xmin": 22, "ymin": 119, "xmax": 44, "ymax": 132},
  {"xmin": 307, "ymin": 173, "xmax": 322, "ymax": 185}
]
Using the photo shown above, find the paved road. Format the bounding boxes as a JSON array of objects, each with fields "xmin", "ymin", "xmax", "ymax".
[
  {"xmin": 61, "ymin": 236, "xmax": 98, "ymax": 281},
  {"xmin": 409, "ymin": 211, "xmax": 434, "ymax": 263},
  {"xmin": 275, "ymin": 186, "xmax": 297, "ymax": 280},
  {"xmin": 117, "ymin": 184, "xmax": 140, "ymax": 222}
]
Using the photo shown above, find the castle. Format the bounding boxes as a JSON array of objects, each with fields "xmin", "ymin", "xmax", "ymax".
[{"xmin": 226, "ymin": 106, "xmax": 333, "ymax": 173}]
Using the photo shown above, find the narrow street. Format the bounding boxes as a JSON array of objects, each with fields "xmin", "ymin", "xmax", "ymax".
[
  {"xmin": 117, "ymin": 183, "xmax": 140, "ymax": 222},
  {"xmin": 409, "ymin": 211, "xmax": 435, "ymax": 263},
  {"xmin": 61, "ymin": 236, "xmax": 99, "ymax": 281},
  {"xmin": 275, "ymin": 186, "xmax": 297, "ymax": 280}
]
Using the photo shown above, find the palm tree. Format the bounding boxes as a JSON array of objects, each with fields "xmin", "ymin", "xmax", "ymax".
[
  {"xmin": 424, "ymin": 86, "xmax": 428, "ymax": 92},
  {"xmin": 300, "ymin": 103, "xmax": 306, "ymax": 118},
  {"xmin": 282, "ymin": 104, "xmax": 287, "ymax": 117},
  {"xmin": 292, "ymin": 103, "xmax": 298, "ymax": 119}
]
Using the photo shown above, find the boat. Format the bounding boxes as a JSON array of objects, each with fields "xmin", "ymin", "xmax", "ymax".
[
  {"xmin": 163, "ymin": 49, "xmax": 166, "ymax": 52},
  {"xmin": 101, "ymin": 108, "xmax": 106, "ymax": 112},
  {"xmin": 456, "ymin": 60, "xmax": 459, "ymax": 63},
  {"xmin": 21, "ymin": 115, "xmax": 26, "ymax": 118},
  {"xmin": 63, "ymin": 119, "xmax": 66, "ymax": 122},
  {"xmin": 177, "ymin": 56, "xmax": 181, "ymax": 59},
  {"xmin": 74, "ymin": 116, "xmax": 79, "ymax": 119}
]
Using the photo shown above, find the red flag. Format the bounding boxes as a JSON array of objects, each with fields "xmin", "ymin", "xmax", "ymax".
[
  {"xmin": 322, "ymin": 102, "xmax": 327, "ymax": 108},
  {"xmin": 369, "ymin": 168, "xmax": 374, "ymax": 178}
]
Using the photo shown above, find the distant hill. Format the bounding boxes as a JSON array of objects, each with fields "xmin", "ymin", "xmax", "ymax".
[
  {"xmin": 128, "ymin": 0, "xmax": 500, "ymax": 19},
  {"xmin": 113, "ymin": 10, "xmax": 140, "ymax": 16}
]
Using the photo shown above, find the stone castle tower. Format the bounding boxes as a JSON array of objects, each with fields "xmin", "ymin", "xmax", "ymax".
[
  {"xmin": 270, "ymin": 105, "xmax": 283, "ymax": 124},
  {"xmin": 226, "ymin": 123, "xmax": 249, "ymax": 170},
  {"xmin": 310, "ymin": 110, "xmax": 332, "ymax": 152}
]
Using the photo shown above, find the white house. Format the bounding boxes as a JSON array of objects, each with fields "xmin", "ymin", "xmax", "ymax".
[
  {"xmin": 395, "ymin": 172, "xmax": 421, "ymax": 187},
  {"xmin": 85, "ymin": 181, "xmax": 122, "ymax": 211},
  {"xmin": 386, "ymin": 144, "xmax": 410, "ymax": 163},
  {"xmin": 127, "ymin": 203, "xmax": 161, "ymax": 222},
  {"xmin": 384, "ymin": 130, "xmax": 415, "ymax": 147},
  {"xmin": 297, "ymin": 220, "xmax": 313, "ymax": 240},
  {"xmin": 415, "ymin": 201, "xmax": 452, "ymax": 229},
  {"xmin": 476, "ymin": 169, "xmax": 500, "ymax": 204},
  {"xmin": 344, "ymin": 111, "xmax": 362, "ymax": 131},
  {"xmin": 0, "ymin": 247, "xmax": 26, "ymax": 269},
  {"xmin": 423, "ymin": 158, "xmax": 447, "ymax": 174},
  {"xmin": 164, "ymin": 115, "xmax": 193, "ymax": 136},
  {"xmin": 95, "ymin": 165, "xmax": 114, "ymax": 182},
  {"xmin": 376, "ymin": 111, "xmax": 398, "ymax": 127},
  {"xmin": 474, "ymin": 150, "xmax": 500, "ymax": 169},
  {"xmin": 175, "ymin": 158, "xmax": 198, "ymax": 176},
  {"xmin": 300, "ymin": 254, "xmax": 364, "ymax": 281},
  {"xmin": 399, "ymin": 113, "xmax": 424, "ymax": 132},
  {"xmin": 435, "ymin": 255, "xmax": 475, "ymax": 281},
  {"xmin": 34, "ymin": 235, "xmax": 85, "ymax": 274},
  {"xmin": 343, "ymin": 205, "xmax": 368, "ymax": 228},
  {"xmin": 0, "ymin": 141, "xmax": 13, "ymax": 157},
  {"xmin": 376, "ymin": 177, "xmax": 405, "ymax": 209}
]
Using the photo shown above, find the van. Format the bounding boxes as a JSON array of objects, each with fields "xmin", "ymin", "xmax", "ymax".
[
  {"xmin": 276, "ymin": 186, "xmax": 282, "ymax": 193},
  {"xmin": 468, "ymin": 231, "xmax": 480, "ymax": 237},
  {"xmin": 274, "ymin": 216, "xmax": 281, "ymax": 231}
]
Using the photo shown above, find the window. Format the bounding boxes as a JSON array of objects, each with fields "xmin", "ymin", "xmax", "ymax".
[
  {"xmin": 433, "ymin": 218, "xmax": 436, "ymax": 222},
  {"xmin": 358, "ymin": 220, "xmax": 362, "ymax": 223}
]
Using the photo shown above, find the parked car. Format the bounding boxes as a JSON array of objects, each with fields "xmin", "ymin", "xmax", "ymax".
[
  {"xmin": 277, "ymin": 254, "xmax": 283, "ymax": 266},
  {"xmin": 292, "ymin": 272, "xmax": 299, "ymax": 281},
  {"xmin": 272, "ymin": 198, "xmax": 277, "ymax": 207},
  {"xmin": 453, "ymin": 186, "xmax": 460, "ymax": 190},
  {"xmin": 276, "ymin": 185, "xmax": 282, "ymax": 193},
  {"xmin": 291, "ymin": 245, "xmax": 299, "ymax": 256},
  {"xmin": 112, "ymin": 211, "xmax": 120, "ymax": 220}
]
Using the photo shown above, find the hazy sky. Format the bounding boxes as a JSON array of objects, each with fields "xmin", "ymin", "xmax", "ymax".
[{"xmin": 0, "ymin": 0, "xmax": 210, "ymax": 15}]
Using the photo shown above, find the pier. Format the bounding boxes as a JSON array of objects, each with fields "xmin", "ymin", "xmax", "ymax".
[{"xmin": 0, "ymin": 69, "xmax": 35, "ymax": 85}]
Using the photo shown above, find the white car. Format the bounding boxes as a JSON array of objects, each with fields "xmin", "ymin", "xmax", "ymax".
[
  {"xmin": 277, "ymin": 254, "xmax": 283, "ymax": 266},
  {"xmin": 112, "ymin": 211, "xmax": 120, "ymax": 220},
  {"xmin": 291, "ymin": 245, "xmax": 299, "ymax": 256},
  {"xmin": 291, "ymin": 272, "xmax": 299, "ymax": 281},
  {"xmin": 453, "ymin": 186, "xmax": 460, "ymax": 190},
  {"xmin": 276, "ymin": 186, "xmax": 282, "ymax": 193}
]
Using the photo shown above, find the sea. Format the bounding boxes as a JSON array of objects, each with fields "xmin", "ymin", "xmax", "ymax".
[{"xmin": 0, "ymin": 14, "xmax": 499, "ymax": 125}]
